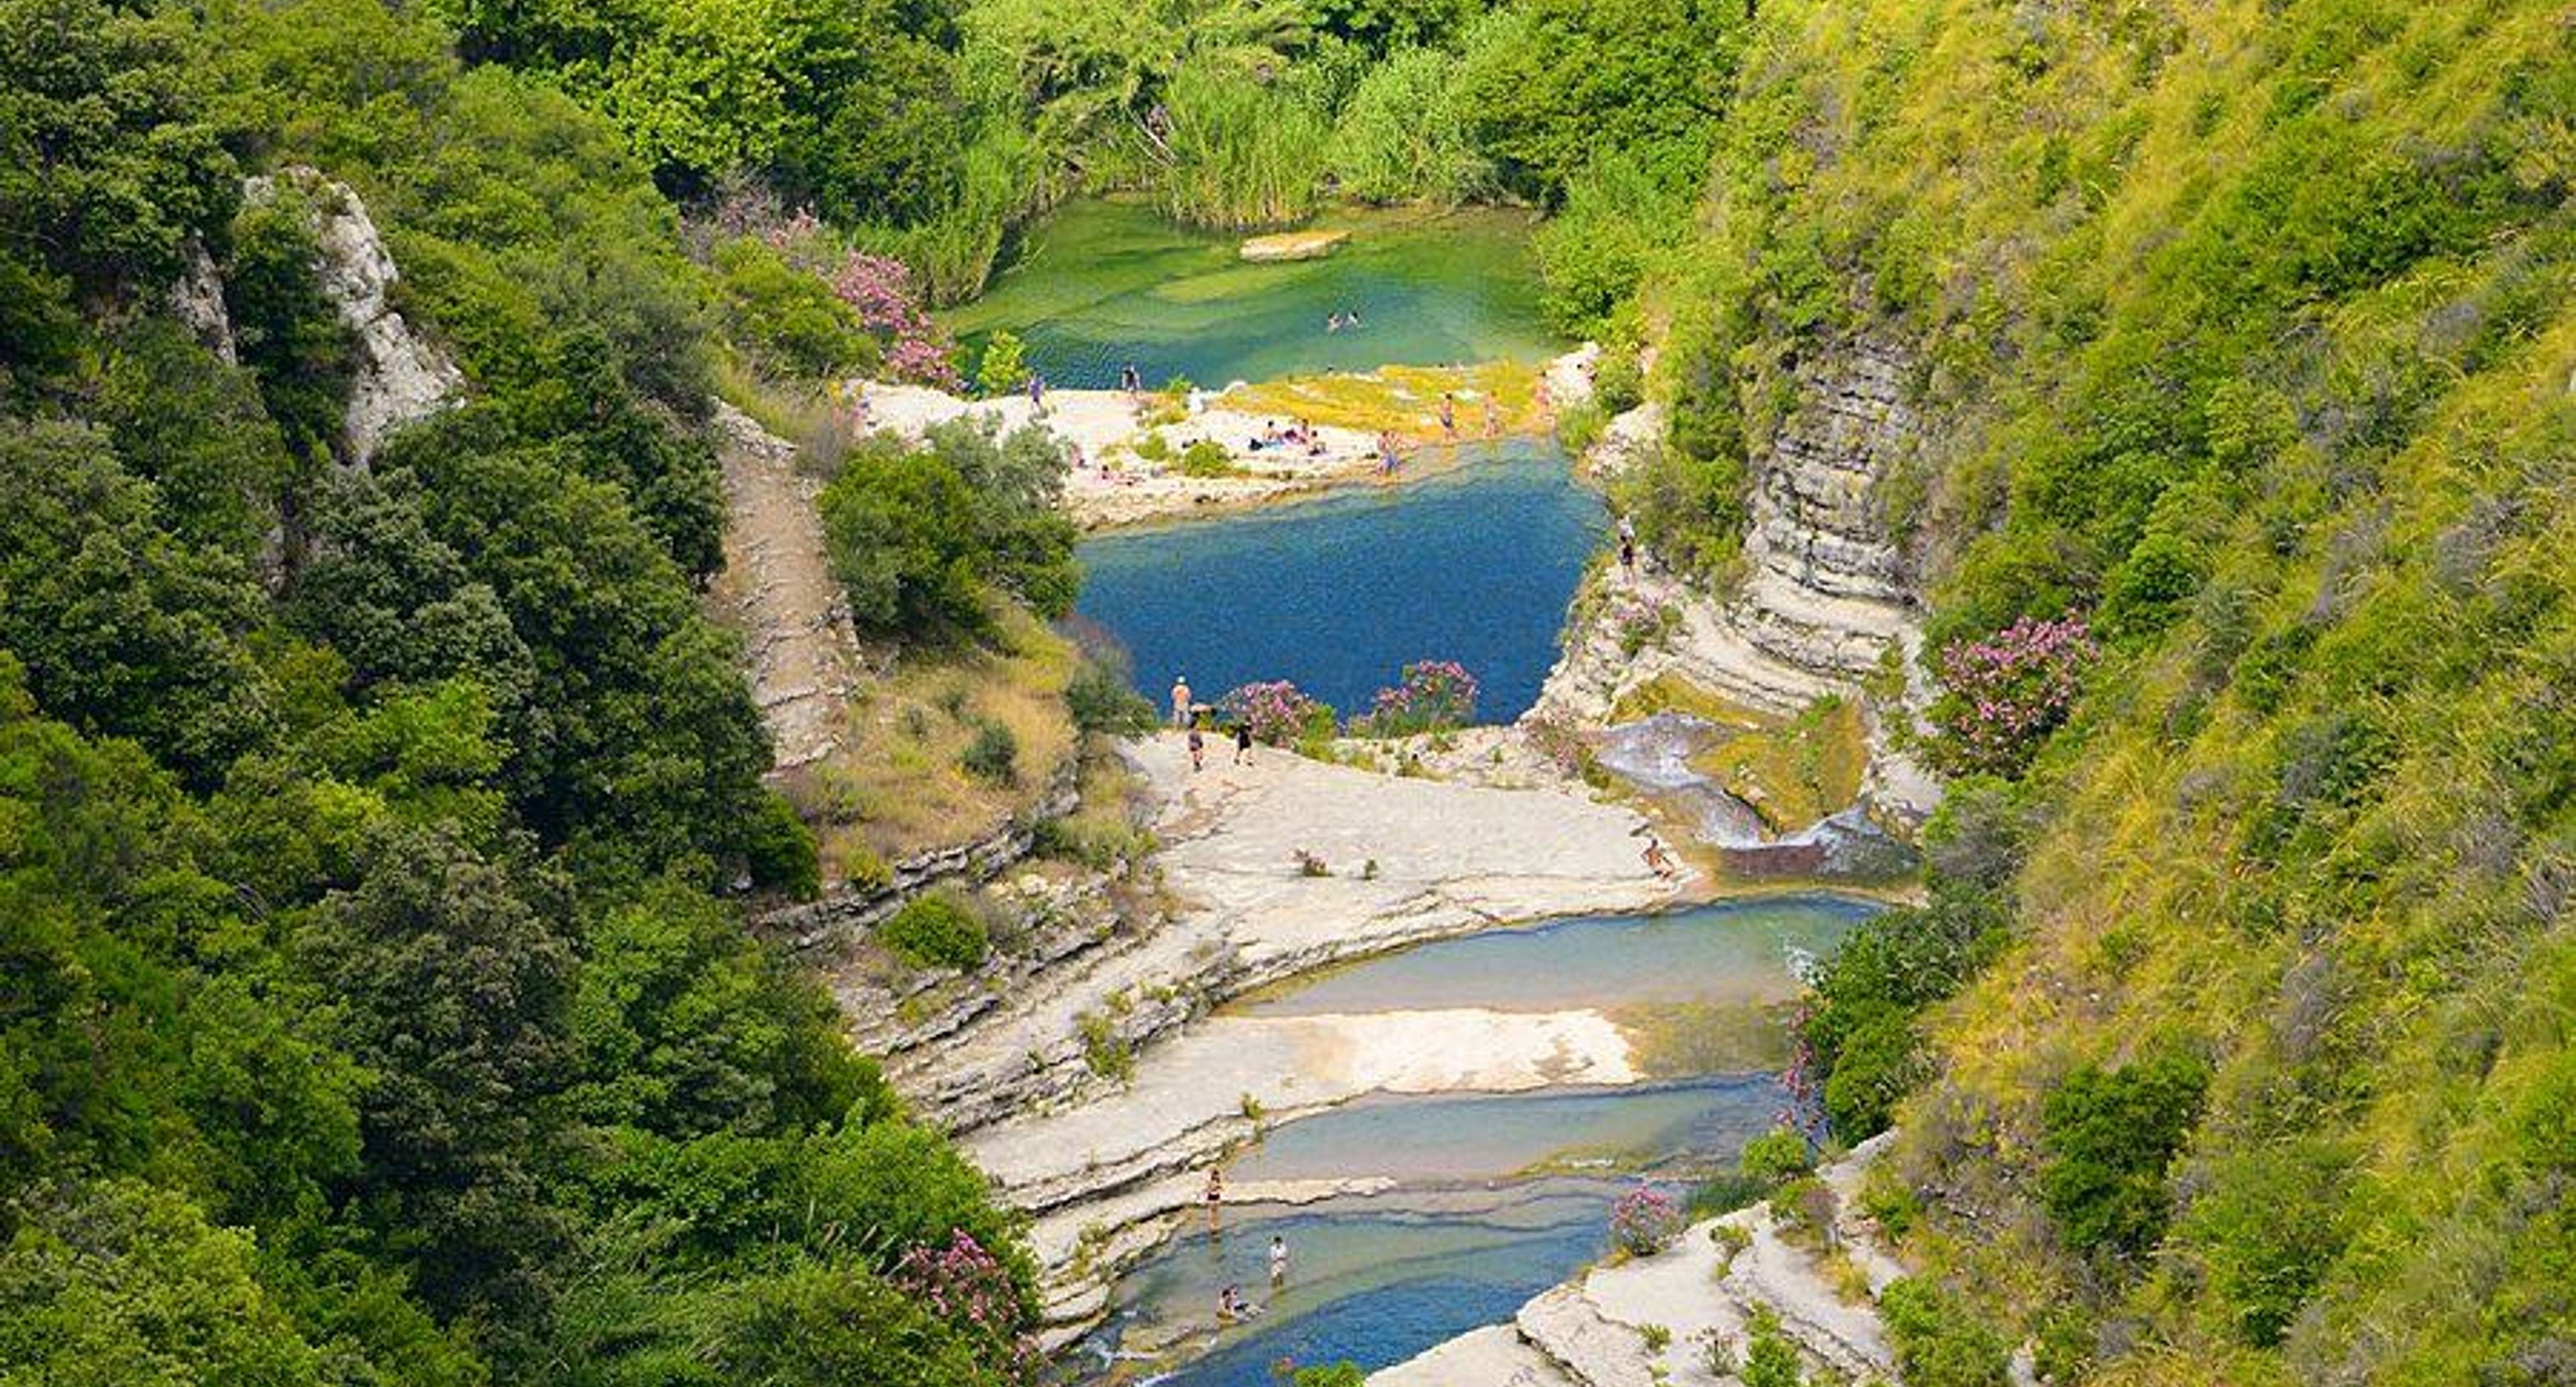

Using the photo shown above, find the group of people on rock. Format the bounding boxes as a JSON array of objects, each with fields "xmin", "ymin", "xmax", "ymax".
[
  {"xmin": 1169, "ymin": 675, "xmax": 1254, "ymax": 773},
  {"xmin": 1248, "ymin": 419, "xmax": 1328, "ymax": 456},
  {"xmin": 1324, "ymin": 308, "xmax": 1364, "ymax": 333}
]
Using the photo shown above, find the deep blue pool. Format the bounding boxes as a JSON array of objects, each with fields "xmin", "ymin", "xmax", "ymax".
[{"xmin": 1072, "ymin": 440, "xmax": 1603, "ymax": 724}]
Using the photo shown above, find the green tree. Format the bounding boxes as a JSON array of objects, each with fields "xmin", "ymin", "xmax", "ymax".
[
  {"xmin": 0, "ymin": 420, "xmax": 281, "ymax": 783},
  {"xmin": 0, "ymin": 0, "xmax": 238, "ymax": 298},
  {"xmin": 1451, "ymin": 0, "xmax": 1741, "ymax": 198},
  {"xmin": 0, "ymin": 1179, "xmax": 325, "ymax": 1386},
  {"xmin": 299, "ymin": 827, "xmax": 578, "ymax": 1325},
  {"xmin": 700, "ymin": 1260, "xmax": 997, "ymax": 1387},
  {"xmin": 2039, "ymin": 1052, "xmax": 2210, "ymax": 1262},
  {"xmin": 819, "ymin": 441, "xmax": 989, "ymax": 637},
  {"xmin": 225, "ymin": 186, "xmax": 358, "ymax": 463}
]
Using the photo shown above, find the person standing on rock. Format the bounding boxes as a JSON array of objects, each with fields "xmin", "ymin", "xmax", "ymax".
[
  {"xmin": 1171, "ymin": 676, "xmax": 1193, "ymax": 728},
  {"xmin": 1268, "ymin": 1234, "xmax": 1289, "ymax": 1288},
  {"xmin": 1618, "ymin": 514, "xmax": 1638, "ymax": 576},
  {"xmin": 1205, "ymin": 1168, "xmax": 1225, "ymax": 1232},
  {"xmin": 1438, "ymin": 392, "xmax": 1456, "ymax": 439},
  {"xmin": 1188, "ymin": 723, "xmax": 1205, "ymax": 773},
  {"xmin": 1234, "ymin": 720, "xmax": 1254, "ymax": 766}
]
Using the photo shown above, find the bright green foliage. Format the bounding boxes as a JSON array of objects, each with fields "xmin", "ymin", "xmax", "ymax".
[
  {"xmin": 0, "ymin": 1, "xmax": 1029, "ymax": 1380},
  {"xmin": 820, "ymin": 419, "xmax": 1077, "ymax": 639},
  {"xmin": 822, "ymin": 443, "xmax": 992, "ymax": 637},
  {"xmin": 714, "ymin": 235, "xmax": 876, "ymax": 378},
  {"xmin": 1452, "ymin": 0, "xmax": 1743, "ymax": 199},
  {"xmin": 0, "ymin": 1180, "xmax": 326, "ymax": 1386},
  {"xmin": 0, "ymin": 421, "xmax": 281, "ymax": 784},
  {"xmin": 1328, "ymin": 47, "xmax": 1489, "ymax": 204},
  {"xmin": 2038, "ymin": 1052, "xmax": 2210, "ymax": 1262},
  {"xmin": 1878, "ymin": 1278, "xmax": 2010, "ymax": 1387},
  {"xmin": 1737, "ymin": 1127, "xmax": 1815, "ymax": 1186},
  {"xmin": 698, "ymin": 1260, "xmax": 995, "ymax": 1387},
  {"xmin": 881, "ymin": 890, "xmax": 991, "ymax": 971},
  {"xmin": 1148, "ymin": 60, "xmax": 1330, "ymax": 228},
  {"xmin": 0, "ymin": 0, "xmax": 237, "ymax": 302},
  {"xmin": 976, "ymin": 329, "xmax": 1030, "ymax": 398},
  {"xmin": 1735, "ymin": 1305, "xmax": 1804, "ymax": 1387},
  {"xmin": 1631, "ymin": 4, "xmax": 2575, "ymax": 1376},
  {"xmin": 1289, "ymin": 1364, "xmax": 1367, "ymax": 1387}
]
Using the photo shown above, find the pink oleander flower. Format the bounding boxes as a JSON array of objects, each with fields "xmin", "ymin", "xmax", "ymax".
[
  {"xmin": 1609, "ymin": 1184, "xmax": 1684, "ymax": 1256},
  {"xmin": 1219, "ymin": 680, "xmax": 1331, "ymax": 746},
  {"xmin": 1929, "ymin": 612, "xmax": 2097, "ymax": 775},
  {"xmin": 894, "ymin": 1229, "xmax": 1038, "ymax": 1380},
  {"xmin": 1351, "ymin": 660, "xmax": 1480, "ymax": 738}
]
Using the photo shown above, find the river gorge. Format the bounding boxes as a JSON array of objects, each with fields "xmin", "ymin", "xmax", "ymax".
[{"xmin": 741, "ymin": 198, "xmax": 1946, "ymax": 1384}]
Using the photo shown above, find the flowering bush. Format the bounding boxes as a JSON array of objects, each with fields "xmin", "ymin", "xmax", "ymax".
[
  {"xmin": 1611, "ymin": 596, "xmax": 1675, "ymax": 657},
  {"xmin": 1350, "ymin": 660, "xmax": 1479, "ymax": 738},
  {"xmin": 830, "ymin": 251, "xmax": 960, "ymax": 388},
  {"xmin": 1610, "ymin": 1184, "xmax": 1684, "ymax": 1256},
  {"xmin": 893, "ymin": 1229, "xmax": 1038, "ymax": 1379},
  {"xmin": 1927, "ymin": 614, "xmax": 2097, "ymax": 776},
  {"xmin": 1220, "ymin": 680, "xmax": 1333, "ymax": 746}
]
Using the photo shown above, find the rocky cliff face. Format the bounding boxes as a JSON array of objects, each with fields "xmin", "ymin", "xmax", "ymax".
[
  {"xmin": 1535, "ymin": 333, "xmax": 1941, "ymax": 827},
  {"xmin": 244, "ymin": 169, "xmax": 463, "ymax": 466}
]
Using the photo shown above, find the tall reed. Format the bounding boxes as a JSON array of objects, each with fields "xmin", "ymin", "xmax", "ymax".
[{"xmin": 1147, "ymin": 61, "xmax": 1329, "ymax": 229}]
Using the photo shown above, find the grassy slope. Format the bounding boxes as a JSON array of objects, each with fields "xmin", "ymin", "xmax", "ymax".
[{"xmin": 1656, "ymin": 0, "xmax": 2571, "ymax": 1378}]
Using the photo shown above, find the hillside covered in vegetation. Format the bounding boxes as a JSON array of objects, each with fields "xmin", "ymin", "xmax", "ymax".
[
  {"xmin": 0, "ymin": 0, "xmax": 1057, "ymax": 1381},
  {"xmin": 1611, "ymin": 2, "xmax": 2570, "ymax": 1382},
  {"xmin": 3, "ymin": 0, "xmax": 2567, "ymax": 1380}
]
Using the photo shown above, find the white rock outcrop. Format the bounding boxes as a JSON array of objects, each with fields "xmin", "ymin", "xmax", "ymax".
[
  {"xmin": 1535, "ymin": 335, "xmax": 1942, "ymax": 828},
  {"xmin": 244, "ymin": 169, "xmax": 463, "ymax": 466},
  {"xmin": 166, "ymin": 239, "xmax": 236, "ymax": 365}
]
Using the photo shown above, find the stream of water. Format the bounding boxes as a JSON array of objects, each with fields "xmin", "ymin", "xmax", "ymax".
[
  {"xmin": 1073, "ymin": 439, "xmax": 1603, "ymax": 722},
  {"xmin": 1079, "ymin": 896, "xmax": 1874, "ymax": 1384}
]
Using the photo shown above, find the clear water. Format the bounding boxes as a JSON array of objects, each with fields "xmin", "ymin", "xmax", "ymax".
[
  {"xmin": 944, "ymin": 200, "xmax": 1560, "ymax": 390},
  {"xmin": 1228, "ymin": 1078, "xmax": 1785, "ymax": 1185},
  {"xmin": 1075, "ymin": 897, "xmax": 1883, "ymax": 1383},
  {"xmin": 1095, "ymin": 1182, "xmax": 1624, "ymax": 1387},
  {"xmin": 1073, "ymin": 439, "xmax": 1603, "ymax": 722},
  {"xmin": 1244, "ymin": 896, "xmax": 1874, "ymax": 1018}
]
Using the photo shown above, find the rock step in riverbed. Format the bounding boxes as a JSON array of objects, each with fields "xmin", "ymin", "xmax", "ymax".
[
  {"xmin": 1373, "ymin": 1137, "xmax": 1907, "ymax": 1387},
  {"xmin": 882, "ymin": 728, "xmax": 1678, "ymax": 1147},
  {"xmin": 851, "ymin": 733, "xmax": 1682, "ymax": 1347}
]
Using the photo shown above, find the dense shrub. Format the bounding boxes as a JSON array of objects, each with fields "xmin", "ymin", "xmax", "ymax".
[
  {"xmin": 1066, "ymin": 660, "xmax": 1158, "ymax": 736},
  {"xmin": 2039, "ymin": 1050, "xmax": 2210, "ymax": 1262},
  {"xmin": 1737, "ymin": 1127, "xmax": 1815, "ymax": 1186},
  {"xmin": 712, "ymin": 236, "xmax": 874, "ymax": 378},
  {"xmin": 959, "ymin": 717, "xmax": 1020, "ymax": 784},
  {"xmin": 1879, "ymin": 1278, "xmax": 2011, "ymax": 1387},
  {"xmin": 880, "ymin": 891, "xmax": 991, "ymax": 971}
]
